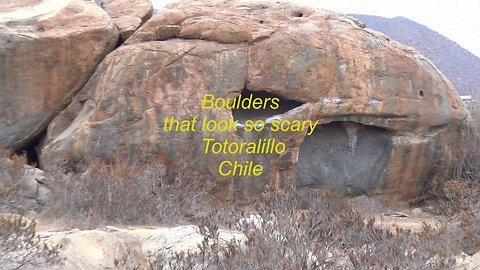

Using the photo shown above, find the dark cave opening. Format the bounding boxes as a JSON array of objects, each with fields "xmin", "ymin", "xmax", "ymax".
[
  {"xmin": 231, "ymin": 89, "xmax": 304, "ymax": 122},
  {"xmin": 297, "ymin": 121, "xmax": 392, "ymax": 194},
  {"xmin": 14, "ymin": 130, "xmax": 45, "ymax": 168}
]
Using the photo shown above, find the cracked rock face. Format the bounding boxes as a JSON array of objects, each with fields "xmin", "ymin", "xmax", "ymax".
[
  {"xmin": 101, "ymin": 0, "xmax": 153, "ymax": 41},
  {"xmin": 0, "ymin": 0, "xmax": 119, "ymax": 150},
  {"xmin": 41, "ymin": 0, "xmax": 468, "ymax": 201}
]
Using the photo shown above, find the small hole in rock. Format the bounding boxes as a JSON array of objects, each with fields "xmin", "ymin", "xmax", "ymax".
[
  {"xmin": 259, "ymin": 20, "xmax": 264, "ymax": 24},
  {"xmin": 37, "ymin": 27, "xmax": 45, "ymax": 32},
  {"xmin": 292, "ymin": 11, "xmax": 304, "ymax": 17},
  {"xmin": 419, "ymin": 90, "xmax": 424, "ymax": 98},
  {"xmin": 232, "ymin": 89, "xmax": 304, "ymax": 123}
]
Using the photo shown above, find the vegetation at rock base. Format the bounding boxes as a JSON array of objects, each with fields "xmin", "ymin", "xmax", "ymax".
[
  {"xmin": 0, "ymin": 150, "xmax": 27, "ymax": 213},
  {"xmin": 0, "ymin": 214, "xmax": 59, "ymax": 269},
  {"xmin": 152, "ymin": 189, "xmax": 461, "ymax": 269},
  {"xmin": 0, "ymin": 101, "xmax": 479, "ymax": 269},
  {"xmin": 40, "ymin": 149, "xmax": 217, "ymax": 228},
  {"xmin": 455, "ymin": 98, "xmax": 480, "ymax": 183},
  {"xmin": 426, "ymin": 98, "xmax": 480, "ymax": 255}
]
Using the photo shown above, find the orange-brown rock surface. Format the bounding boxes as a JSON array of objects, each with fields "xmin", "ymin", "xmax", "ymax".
[
  {"xmin": 41, "ymin": 0, "xmax": 469, "ymax": 201},
  {"xmin": 101, "ymin": 0, "xmax": 153, "ymax": 41},
  {"xmin": 0, "ymin": 0, "xmax": 119, "ymax": 150}
]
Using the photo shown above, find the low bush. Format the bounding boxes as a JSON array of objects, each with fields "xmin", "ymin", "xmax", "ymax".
[
  {"xmin": 454, "ymin": 98, "xmax": 480, "ymax": 182},
  {"xmin": 427, "ymin": 98, "xmax": 480, "ymax": 255},
  {"xmin": 2, "ymin": 100, "xmax": 477, "ymax": 268},
  {"xmin": 152, "ymin": 189, "xmax": 460, "ymax": 269},
  {"xmin": 0, "ymin": 213, "xmax": 59, "ymax": 269},
  {"xmin": 0, "ymin": 149, "xmax": 38, "ymax": 215},
  {"xmin": 41, "ymin": 150, "xmax": 218, "ymax": 229}
]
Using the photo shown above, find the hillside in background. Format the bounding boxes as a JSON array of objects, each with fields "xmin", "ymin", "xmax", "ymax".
[{"xmin": 349, "ymin": 14, "xmax": 480, "ymax": 95}]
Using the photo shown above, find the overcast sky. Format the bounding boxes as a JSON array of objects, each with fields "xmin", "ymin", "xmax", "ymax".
[{"xmin": 152, "ymin": 0, "xmax": 480, "ymax": 58}]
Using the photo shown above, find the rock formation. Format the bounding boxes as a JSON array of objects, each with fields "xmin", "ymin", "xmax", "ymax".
[
  {"xmin": 101, "ymin": 0, "xmax": 153, "ymax": 41},
  {"xmin": 33, "ymin": 0, "xmax": 469, "ymax": 201},
  {"xmin": 0, "ymin": 148, "xmax": 50, "ymax": 214},
  {"xmin": 0, "ymin": 0, "xmax": 118, "ymax": 150},
  {"xmin": 33, "ymin": 225, "xmax": 244, "ymax": 269}
]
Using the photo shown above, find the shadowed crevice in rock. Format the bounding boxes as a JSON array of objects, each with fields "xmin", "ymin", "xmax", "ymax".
[
  {"xmin": 297, "ymin": 122, "xmax": 392, "ymax": 194},
  {"xmin": 232, "ymin": 89, "xmax": 304, "ymax": 123},
  {"xmin": 100, "ymin": 0, "xmax": 154, "ymax": 42},
  {"xmin": 14, "ymin": 130, "xmax": 45, "ymax": 168}
]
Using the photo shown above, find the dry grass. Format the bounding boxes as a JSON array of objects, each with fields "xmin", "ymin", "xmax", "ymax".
[
  {"xmin": 152, "ymin": 189, "xmax": 461, "ymax": 269},
  {"xmin": 0, "ymin": 148, "xmax": 36, "ymax": 215},
  {"xmin": 0, "ymin": 213, "xmax": 59, "ymax": 269},
  {"xmin": 454, "ymin": 98, "xmax": 480, "ymax": 182},
  {"xmin": 1, "ymin": 100, "xmax": 479, "ymax": 268},
  {"xmin": 426, "ymin": 99, "xmax": 480, "ymax": 255},
  {"xmin": 40, "ymin": 150, "xmax": 219, "ymax": 229}
]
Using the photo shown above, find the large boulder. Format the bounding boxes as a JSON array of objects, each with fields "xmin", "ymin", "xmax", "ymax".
[
  {"xmin": 41, "ymin": 0, "xmax": 468, "ymax": 201},
  {"xmin": 0, "ymin": 0, "xmax": 119, "ymax": 150}
]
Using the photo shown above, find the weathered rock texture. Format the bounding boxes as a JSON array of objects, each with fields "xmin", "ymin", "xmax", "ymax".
[
  {"xmin": 0, "ymin": 154, "xmax": 51, "ymax": 214},
  {"xmin": 37, "ymin": 225, "xmax": 245, "ymax": 269},
  {"xmin": 142, "ymin": 225, "xmax": 246, "ymax": 260},
  {"xmin": 101, "ymin": 0, "xmax": 153, "ymax": 41},
  {"xmin": 0, "ymin": 0, "xmax": 118, "ymax": 150},
  {"xmin": 41, "ymin": 0, "xmax": 468, "ymax": 201},
  {"xmin": 41, "ymin": 228, "xmax": 149, "ymax": 269}
]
